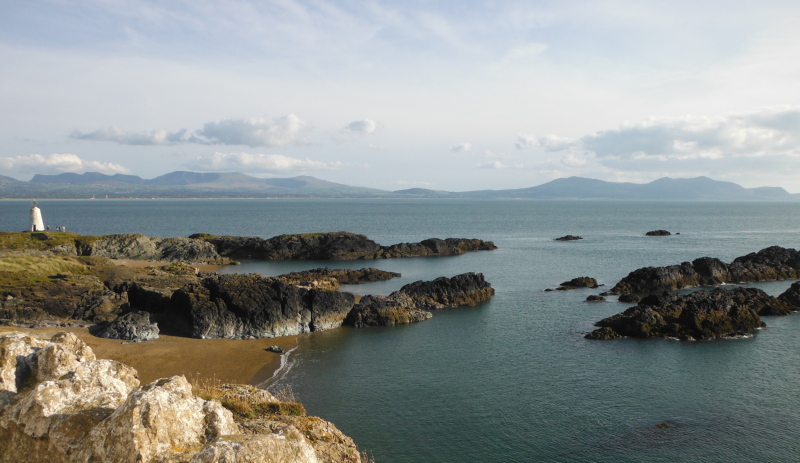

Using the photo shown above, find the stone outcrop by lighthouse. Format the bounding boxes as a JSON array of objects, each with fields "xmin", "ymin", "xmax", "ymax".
[{"xmin": 30, "ymin": 201, "xmax": 44, "ymax": 231}]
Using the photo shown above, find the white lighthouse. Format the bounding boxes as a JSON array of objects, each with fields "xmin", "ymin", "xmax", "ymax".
[{"xmin": 30, "ymin": 201, "xmax": 44, "ymax": 232}]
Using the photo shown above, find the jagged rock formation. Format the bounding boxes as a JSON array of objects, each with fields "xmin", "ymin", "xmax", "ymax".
[
  {"xmin": 645, "ymin": 230, "xmax": 671, "ymax": 236},
  {"xmin": 78, "ymin": 234, "xmax": 230, "ymax": 264},
  {"xmin": 554, "ymin": 235, "xmax": 583, "ymax": 241},
  {"xmin": 276, "ymin": 267, "xmax": 401, "ymax": 291},
  {"xmin": 166, "ymin": 274, "xmax": 357, "ymax": 339},
  {"xmin": 617, "ymin": 293, "xmax": 642, "ymax": 303},
  {"xmin": 608, "ymin": 246, "xmax": 800, "ymax": 295},
  {"xmin": 0, "ymin": 331, "xmax": 360, "ymax": 463},
  {"xmin": 586, "ymin": 286, "xmax": 800, "ymax": 340},
  {"xmin": 193, "ymin": 232, "xmax": 496, "ymax": 260},
  {"xmin": 346, "ymin": 273, "xmax": 495, "ymax": 327},
  {"xmin": 91, "ymin": 311, "xmax": 159, "ymax": 342},
  {"xmin": 345, "ymin": 293, "xmax": 433, "ymax": 327}
]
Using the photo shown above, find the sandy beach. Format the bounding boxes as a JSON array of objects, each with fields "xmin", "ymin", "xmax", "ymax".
[{"xmin": 0, "ymin": 325, "xmax": 300, "ymax": 386}]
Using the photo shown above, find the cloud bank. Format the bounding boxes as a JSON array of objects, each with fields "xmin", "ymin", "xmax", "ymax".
[
  {"xmin": 0, "ymin": 154, "xmax": 130, "ymax": 175},
  {"xmin": 70, "ymin": 114, "xmax": 309, "ymax": 148}
]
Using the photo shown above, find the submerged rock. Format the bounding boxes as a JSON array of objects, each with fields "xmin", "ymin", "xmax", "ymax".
[
  {"xmin": 645, "ymin": 230, "xmax": 671, "ymax": 236},
  {"xmin": 554, "ymin": 235, "xmax": 583, "ymax": 241},
  {"xmin": 586, "ymin": 295, "xmax": 606, "ymax": 302}
]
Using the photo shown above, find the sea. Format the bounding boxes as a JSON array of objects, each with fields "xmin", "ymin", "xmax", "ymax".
[{"xmin": 2, "ymin": 198, "xmax": 800, "ymax": 462}]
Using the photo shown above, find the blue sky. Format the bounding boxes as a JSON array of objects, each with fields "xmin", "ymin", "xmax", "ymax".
[{"xmin": 2, "ymin": 0, "xmax": 800, "ymax": 192}]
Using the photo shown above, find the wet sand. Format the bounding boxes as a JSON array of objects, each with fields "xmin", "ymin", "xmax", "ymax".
[{"xmin": 0, "ymin": 326, "xmax": 299, "ymax": 386}]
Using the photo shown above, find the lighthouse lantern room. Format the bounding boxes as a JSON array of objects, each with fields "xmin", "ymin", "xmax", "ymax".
[{"xmin": 30, "ymin": 201, "xmax": 45, "ymax": 232}]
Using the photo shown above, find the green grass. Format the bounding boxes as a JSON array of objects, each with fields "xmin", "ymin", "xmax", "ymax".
[
  {"xmin": 0, "ymin": 231, "xmax": 102, "ymax": 252},
  {"xmin": 0, "ymin": 254, "xmax": 88, "ymax": 281}
]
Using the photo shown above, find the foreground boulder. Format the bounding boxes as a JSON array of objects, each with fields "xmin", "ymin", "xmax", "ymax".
[
  {"xmin": 0, "ymin": 331, "xmax": 361, "ymax": 463},
  {"xmin": 609, "ymin": 246, "xmax": 800, "ymax": 295},
  {"xmin": 586, "ymin": 286, "xmax": 799, "ymax": 340}
]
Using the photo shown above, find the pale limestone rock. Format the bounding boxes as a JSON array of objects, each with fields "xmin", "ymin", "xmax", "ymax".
[
  {"xmin": 88, "ymin": 375, "xmax": 238, "ymax": 463},
  {"xmin": 191, "ymin": 430, "xmax": 319, "ymax": 463},
  {"xmin": 35, "ymin": 332, "xmax": 96, "ymax": 382},
  {"xmin": 0, "ymin": 332, "xmax": 47, "ymax": 393},
  {"xmin": 10, "ymin": 359, "xmax": 139, "ymax": 438}
]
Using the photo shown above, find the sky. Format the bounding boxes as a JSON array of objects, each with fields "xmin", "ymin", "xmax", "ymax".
[{"xmin": 2, "ymin": 0, "xmax": 800, "ymax": 192}]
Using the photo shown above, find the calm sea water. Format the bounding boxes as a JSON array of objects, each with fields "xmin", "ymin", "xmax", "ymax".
[{"xmin": 2, "ymin": 199, "xmax": 800, "ymax": 462}]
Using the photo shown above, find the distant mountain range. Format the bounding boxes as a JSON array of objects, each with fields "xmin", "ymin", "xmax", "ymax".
[{"xmin": 0, "ymin": 171, "xmax": 797, "ymax": 201}]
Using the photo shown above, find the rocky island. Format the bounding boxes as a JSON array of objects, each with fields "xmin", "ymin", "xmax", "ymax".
[{"xmin": 586, "ymin": 245, "xmax": 800, "ymax": 340}]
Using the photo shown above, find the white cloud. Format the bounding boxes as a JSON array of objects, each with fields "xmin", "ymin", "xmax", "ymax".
[
  {"xmin": 0, "ymin": 154, "xmax": 130, "ymax": 175},
  {"xmin": 451, "ymin": 142, "xmax": 471, "ymax": 152},
  {"xmin": 70, "ymin": 127, "xmax": 188, "ymax": 145},
  {"xmin": 336, "ymin": 119, "xmax": 380, "ymax": 141},
  {"xmin": 193, "ymin": 114, "xmax": 309, "ymax": 147},
  {"xmin": 476, "ymin": 160, "xmax": 508, "ymax": 169},
  {"xmin": 190, "ymin": 152, "xmax": 342, "ymax": 173},
  {"xmin": 515, "ymin": 133, "xmax": 574, "ymax": 151},
  {"xmin": 580, "ymin": 108, "xmax": 800, "ymax": 160},
  {"xmin": 505, "ymin": 43, "xmax": 548, "ymax": 60}
]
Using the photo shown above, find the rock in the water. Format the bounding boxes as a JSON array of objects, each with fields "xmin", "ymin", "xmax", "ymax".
[
  {"xmin": 266, "ymin": 345, "xmax": 284, "ymax": 354},
  {"xmin": 586, "ymin": 295, "xmax": 606, "ymax": 302},
  {"xmin": 398, "ymin": 272, "xmax": 495, "ymax": 309},
  {"xmin": 646, "ymin": 230, "xmax": 671, "ymax": 236},
  {"xmin": 777, "ymin": 281, "xmax": 800, "ymax": 309},
  {"xmin": 555, "ymin": 235, "xmax": 583, "ymax": 241},
  {"xmin": 345, "ymin": 293, "xmax": 432, "ymax": 327},
  {"xmin": 584, "ymin": 326, "xmax": 622, "ymax": 340},
  {"xmin": 557, "ymin": 277, "xmax": 599, "ymax": 290},
  {"xmin": 608, "ymin": 246, "xmax": 800, "ymax": 295},
  {"xmin": 276, "ymin": 267, "xmax": 401, "ymax": 291},
  {"xmin": 195, "ymin": 232, "xmax": 496, "ymax": 260},
  {"xmin": 92, "ymin": 311, "xmax": 160, "ymax": 342},
  {"xmin": 585, "ymin": 287, "xmax": 788, "ymax": 340},
  {"xmin": 345, "ymin": 273, "xmax": 495, "ymax": 327},
  {"xmin": 618, "ymin": 293, "xmax": 642, "ymax": 303}
]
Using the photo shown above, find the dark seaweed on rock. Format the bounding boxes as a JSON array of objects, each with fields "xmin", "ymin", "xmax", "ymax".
[{"xmin": 609, "ymin": 246, "xmax": 800, "ymax": 295}]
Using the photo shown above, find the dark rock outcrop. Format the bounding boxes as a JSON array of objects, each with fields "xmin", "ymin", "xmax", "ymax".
[
  {"xmin": 397, "ymin": 272, "xmax": 495, "ymax": 310},
  {"xmin": 618, "ymin": 293, "xmax": 642, "ymax": 303},
  {"xmin": 646, "ymin": 230, "xmax": 671, "ymax": 236},
  {"xmin": 555, "ymin": 235, "xmax": 583, "ymax": 241},
  {"xmin": 609, "ymin": 246, "xmax": 800, "ymax": 295},
  {"xmin": 92, "ymin": 311, "xmax": 159, "ymax": 342},
  {"xmin": 276, "ymin": 267, "xmax": 401, "ymax": 291},
  {"xmin": 345, "ymin": 293, "xmax": 432, "ymax": 327},
  {"xmin": 585, "ymin": 287, "xmax": 797, "ymax": 340},
  {"xmin": 80, "ymin": 233, "xmax": 229, "ymax": 264},
  {"xmin": 556, "ymin": 277, "xmax": 599, "ymax": 290},
  {"xmin": 194, "ymin": 232, "xmax": 497, "ymax": 261},
  {"xmin": 586, "ymin": 295, "xmax": 606, "ymax": 302},
  {"xmin": 778, "ymin": 281, "xmax": 800, "ymax": 308},
  {"xmin": 167, "ymin": 273, "xmax": 357, "ymax": 339},
  {"xmin": 345, "ymin": 273, "xmax": 495, "ymax": 327}
]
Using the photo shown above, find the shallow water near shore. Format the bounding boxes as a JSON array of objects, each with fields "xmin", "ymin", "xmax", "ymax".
[{"xmin": 2, "ymin": 199, "xmax": 800, "ymax": 462}]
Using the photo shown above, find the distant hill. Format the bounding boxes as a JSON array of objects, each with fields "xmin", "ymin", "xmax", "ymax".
[{"xmin": 2, "ymin": 171, "xmax": 798, "ymax": 200}]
